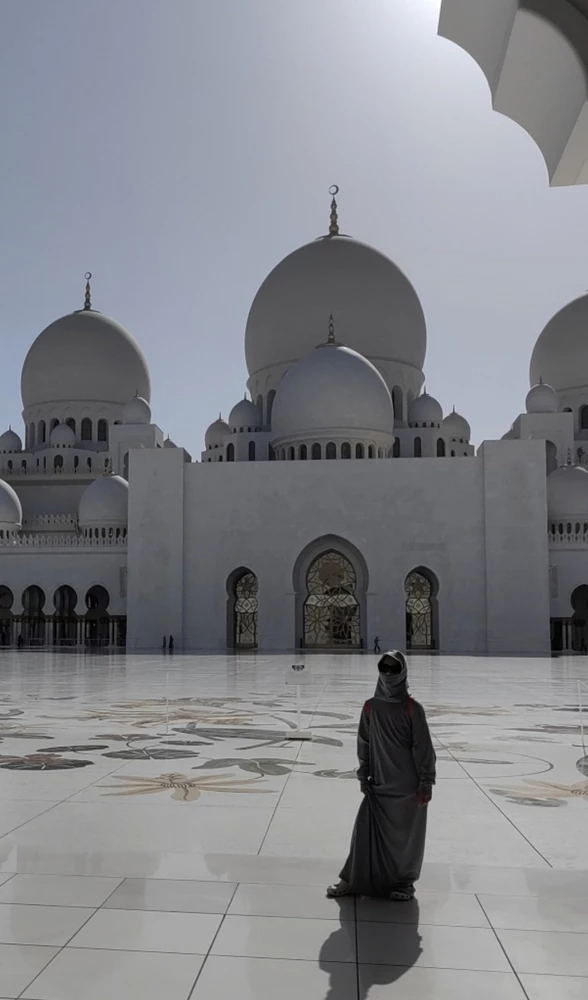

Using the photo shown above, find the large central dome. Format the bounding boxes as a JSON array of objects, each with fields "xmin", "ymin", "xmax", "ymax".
[
  {"xmin": 245, "ymin": 235, "xmax": 426, "ymax": 387},
  {"xmin": 21, "ymin": 309, "xmax": 151, "ymax": 409}
]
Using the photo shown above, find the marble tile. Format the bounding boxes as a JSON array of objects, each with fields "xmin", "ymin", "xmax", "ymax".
[
  {"xmin": 191, "ymin": 955, "xmax": 358, "ymax": 999},
  {"xmin": 102, "ymin": 877, "xmax": 236, "ymax": 913},
  {"xmin": 497, "ymin": 929, "xmax": 588, "ymax": 976},
  {"xmin": 0, "ymin": 943, "xmax": 59, "ymax": 997},
  {"xmin": 228, "ymin": 882, "xmax": 354, "ymax": 920},
  {"xmin": 357, "ymin": 890, "xmax": 489, "ymax": 926},
  {"xmin": 211, "ymin": 914, "xmax": 356, "ymax": 962},
  {"xmin": 20, "ymin": 947, "xmax": 204, "ymax": 999},
  {"xmin": 479, "ymin": 893, "xmax": 588, "ymax": 933},
  {"xmin": 357, "ymin": 922, "xmax": 511, "ymax": 971},
  {"xmin": 69, "ymin": 907, "xmax": 222, "ymax": 953},
  {"xmin": 0, "ymin": 874, "xmax": 122, "ymax": 907},
  {"xmin": 0, "ymin": 903, "xmax": 94, "ymax": 946},
  {"xmin": 357, "ymin": 965, "xmax": 527, "ymax": 998},
  {"xmin": 520, "ymin": 974, "xmax": 588, "ymax": 999}
]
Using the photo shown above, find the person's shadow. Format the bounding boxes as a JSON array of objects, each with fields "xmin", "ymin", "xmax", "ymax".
[{"xmin": 319, "ymin": 899, "xmax": 422, "ymax": 998}]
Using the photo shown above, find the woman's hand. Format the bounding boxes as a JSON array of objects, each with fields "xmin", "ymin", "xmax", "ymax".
[
  {"xmin": 360, "ymin": 778, "xmax": 371, "ymax": 795},
  {"xmin": 417, "ymin": 785, "xmax": 432, "ymax": 807}
]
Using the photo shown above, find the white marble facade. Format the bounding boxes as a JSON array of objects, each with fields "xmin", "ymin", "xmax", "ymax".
[{"xmin": 2, "ymin": 205, "xmax": 588, "ymax": 653}]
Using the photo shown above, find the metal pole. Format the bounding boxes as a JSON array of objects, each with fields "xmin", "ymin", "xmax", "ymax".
[
  {"xmin": 296, "ymin": 684, "xmax": 302, "ymax": 732},
  {"xmin": 166, "ymin": 671, "xmax": 170, "ymax": 736}
]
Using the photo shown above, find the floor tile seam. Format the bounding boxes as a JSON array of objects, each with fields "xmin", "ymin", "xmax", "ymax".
[
  {"xmin": 186, "ymin": 902, "xmax": 236, "ymax": 1000},
  {"xmin": 0, "ymin": 800, "xmax": 69, "ymax": 846},
  {"xmin": 254, "ymin": 744, "xmax": 303, "ymax": 856},
  {"xmin": 431, "ymin": 735, "xmax": 553, "ymax": 869},
  {"xmin": 475, "ymin": 894, "xmax": 531, "ymax": 1000}
]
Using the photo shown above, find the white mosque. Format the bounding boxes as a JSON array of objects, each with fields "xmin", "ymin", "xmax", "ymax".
[{"xmin": 1, "ymin": 194, "xmax": 588, "ymax": 655}]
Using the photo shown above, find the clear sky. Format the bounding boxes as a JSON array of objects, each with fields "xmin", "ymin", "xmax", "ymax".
[{"xmin": 1, "ymin": 0, "xmax": 587, "ymax": 452}]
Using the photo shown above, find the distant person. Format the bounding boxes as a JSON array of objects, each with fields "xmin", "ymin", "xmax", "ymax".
[
  {"xmin": 168, "ymin": 635, "xmax": 174, "ymax": 652},
  {"xmin": 373, "ymin": 636, "xmax": 381, "ymax": 654},
  {"xmin": 17, "ymin": 634, "xmax": 23, "ymax": 649},
  {"xmin": 327, "ymin": 650, "xmax": 436, "ymax": 901},
  {"xmin": 162, "ymin": 636, "xmax": 167, "ymax": 650}
]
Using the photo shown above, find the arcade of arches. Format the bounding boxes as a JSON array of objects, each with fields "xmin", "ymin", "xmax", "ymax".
[
  {"xmin": 225, "ymin": 551, "xmax": 438, "ymax": 651},
  {"xmin": 551, "ymin": 584, "xmax": 588, "ymax": 653},
  {"xmin": 0, "ymin": 584, "xmax": 125, "ymax": 648}
]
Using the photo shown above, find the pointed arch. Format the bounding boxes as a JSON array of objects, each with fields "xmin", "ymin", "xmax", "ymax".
[
  {"xmin": 405, "ymin": 567, "xmax": 439, "ymax": 651},
  {"xmin": 293, "ymin": 535, "xmax": 368, "ymax": 649},
  {"xmin": 226, "ymin": 567, "xmax": 258, "ymax": 649}
]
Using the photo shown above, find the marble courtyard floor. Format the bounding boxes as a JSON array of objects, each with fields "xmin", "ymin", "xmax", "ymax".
[{"xmin": 0, "ymin": 652, "xmax": 585, "ymax": 998}]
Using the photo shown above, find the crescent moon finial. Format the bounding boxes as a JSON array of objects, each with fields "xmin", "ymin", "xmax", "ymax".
[
  {"xmin": 328, "ymin": 185, "xmax": 339, "ymax": 236},
  {"xmin": 83, "ymin": 272, "xmax": 92, "ymax": 310}
]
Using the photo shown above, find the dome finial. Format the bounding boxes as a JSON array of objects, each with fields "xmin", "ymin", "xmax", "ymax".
[
  {"xmin": 328, "ymin": 312, "xmax": 336, "ymax": 344},
  {"xmin": 84, "ymin": 272, "xmax": 92, "ymax": 311},
  {"xmin": 328, "ymin": 185, "xmax": 339, "ymax": 236}
]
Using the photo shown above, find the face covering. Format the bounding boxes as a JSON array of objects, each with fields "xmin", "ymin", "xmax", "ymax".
[{"xmin": 375, "ymin": 650, "xmax": 409, "ymax": 702}]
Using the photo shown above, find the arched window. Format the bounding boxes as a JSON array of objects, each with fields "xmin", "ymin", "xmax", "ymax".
[
  {"xmin": 81, "ymin": 418, "xmax": 92, "ymax": 441},
  {"xmin": 377, "ymin": 447, "xmax": 384, "ymax": 458},
  {"xmin": 405, "ymin": 569, "xmax": 438, "ymax": 650},
  {"xmin": 368, "ymin": 445, "xmax": 375, "ymax": 459},
  {"xmin": 268, "ymin": 445, "xmax": 275, "ymax": 461},
  {"xmin": 227, "ymin": 569, "xmax": 259, "ymax": 648},
  {"xmin": 299, "ymin": 444, "xmax": 307, "ymax": 460},
  {"xmin": 288, "ymin": 446, "xmax": 295, "ymax": 461},
  {"xmin": 436, "ymin": 438, "xmax": 446, "ymax": 457},
  {"xmin": 97, "ymin": 419, "xmax": 108, "ymax": 442},
  {"xmin": 392, "ymin": 387, "xmax": 403, "ymax": 423},
  {"xmin": 0, "ymin": 586, "xmax": 14, "ymax": 646},
  {"xmin": 38, "ymin": 420, "xmax": 46, "ymax": 444},
  {"xmin": 65, "ymin": 418, "xmax": 75, "ymax": 434},
  {"xmin": 248, "ymin": 440, "xmax": 256, "ymax": 461},
  {"xmin": 414, "ymin": 437, "xmax": 422, "ymax": 457},
  {"xmin": 28, "ymin": 423, "xmax": 35, "ymax": 448},
  {"xmin": 341, "ymin": 442, "xmax": 351, "ymax": 459},
  {"xmin": 50, "ymin": 418, "xmax": 59, "ymax": 433},
  {"xmin": 581, "ymin": 406, "xmax": 588, "ymax": 431},
  {"xmin": 303, "ymin": 550, "xmax": 361, "ymax": 648},
  {"xmin": 356, "ymin": 443, "xmax": 364, "ymax": 459},
  {"xmin": 267, "ymin": 389, "xmax": 276, "ymax": 426},
  {"xmin": 393, "ymin": 439, "xmax": 400, "ymax": 458},
  {"xmin": 451, "ymin": 449, "xmax": 455, "ymax": 457},
  {"xmin": 280, "ymin": 448, "xmax": 286, "ymax": 461},
  {"xmin": 53, "ymin": 585, "xmax": 78, "ymax": 646},
  {"xmin": 84, "ymin": 585, "xmax": 111, "ymax": 647},
  {"xmin": 21, "ymin": 585, "xmax": 46, "ymax": 644},
  {"xmin": 21, "ymin": 460, "xmax": 27, "ymax": 472},
  {"xmin": 312, "ymin": 443, "xmax": 321, "ymax": 460},
  {"xmin": 227, "ymin": 443, "xmax": 235, "ymax": 462},
  {"xmin": 87, "ymin": 457, "xmax": 93, "ymax": 472},
  {"xmin": 326, "ymin": 442, "xmax": 336, "ymax": 460},
  {"xmin": 54, "ymin": 455, "xmax": 63, "ymax": 471}
]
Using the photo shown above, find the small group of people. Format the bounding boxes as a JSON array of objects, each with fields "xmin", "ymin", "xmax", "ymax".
[
  {"xmin": 328, "ymin": 649, "xmax": 436, "ymax": 902},
  {"xmin": 162, "ymin": 635, "xmax": 175, "ymax": 651}
]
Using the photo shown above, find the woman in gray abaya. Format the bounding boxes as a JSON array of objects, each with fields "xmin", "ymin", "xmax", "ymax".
[{"xmin": 327, "ymin": 650, "xmax": 436, "ymax": 901}]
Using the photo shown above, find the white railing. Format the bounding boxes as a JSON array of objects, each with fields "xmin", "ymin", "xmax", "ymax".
[
  {"xmin": 0, "ymin": 463, "xmax": 103, "ymax": 478},
  {"xmin": 548, "ymin": 527, "xmax": 588, "ymax": 546},
  {"xmin": 0, "ymin": 533, "xmax": 126, "ymax": 549}
]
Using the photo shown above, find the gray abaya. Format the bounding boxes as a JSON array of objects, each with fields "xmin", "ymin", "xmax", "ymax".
[{"xmin": 339, "ymin": 661, "xmax": 436, "ymax": 896}]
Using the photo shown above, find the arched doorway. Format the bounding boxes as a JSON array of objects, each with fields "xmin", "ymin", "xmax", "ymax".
[
  {"xmin": 53, "ymin": 585, "xmax": 78, "ymax": 646},
  {"xmin": 303, "ymin": 550, "xmax": 361, "ymax": 648},
  {"xmin": 0, "ymin": 586, "xmax": 14, "ymax": 646},
  {"xmin": 227, "ymin": 569, "xmax": 259, "ymax": 648},
  {"xmin": 405, "ymin": 569, "xmax": 438, "ymax": 651},
  {"xmin": 21, "ymin": 586, "xmax": 46, "ymax": 645},
  {"xmin": 85, "ymin": 585, "xmax": 110, "ymax": 647},
  {"xmin": 571, "ymin": 585, "xmax": 588, "ymax": 651}
]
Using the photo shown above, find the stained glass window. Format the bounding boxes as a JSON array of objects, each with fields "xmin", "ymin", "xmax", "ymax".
[
  {"xmin": 234, "ymin": 572, "xmax": 258, "ymax": 648},
  {"xmin": 304, "ymin": 551, "xmax": 361, "ymax": 648},
  {"xmin": 405, "ymin": 571, "xmax": 434, "ymax": 649}
]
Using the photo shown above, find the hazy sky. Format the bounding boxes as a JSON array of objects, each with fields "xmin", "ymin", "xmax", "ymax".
[{"xmin": 1, "ymin": 0, "xmax": 587, "ymax": 452}]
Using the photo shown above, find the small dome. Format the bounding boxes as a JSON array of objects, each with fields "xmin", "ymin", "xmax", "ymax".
[
  {"xmin": 228, "ymin": 398, "xmax": 262, "ymax": 432},
  {"xmin": 408, "ymin": 393, "xmax": 443, "ymax": 427},
  {"xmin": 123, "ymin": 395, "xmax": 151, "ymax": 425},
  {"xmin": 21, "ymin": 309, "xmax": 151, "ymax": 409},
  {"xmin": 79, "ymin": 474, "xmax": 129, "ymax": 529},
  {"xmin": 547, "ymin": 465, "xmax": 588, "ymax": 517},
  {"xmin": 442, "ymin": 409, "xmax": 470, "ymax": 441},
  {"xmin": 271, "ymin": 342, "xmax": 394, "ymax": 441},
  {"xmin": 0, "ymin": 429, "xmax": 22, "ymax": 454},
  {"xmin": 205, "ymin": 418, "xmax": 230, "ymax": 448},
  {"xmin": 50, "ymin": 423, "xmax": 76, "ymax": 448},
  {"xmin": 526, "ymin": 380, "xmax": 557, "ymax": 414},
  {"xmin": 0, "ymin": 479, "xmax": 22, "ymax": 529},
  {"xmin": 163, "ymin": 438, "xmax": 177, "ymax": 449}
]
